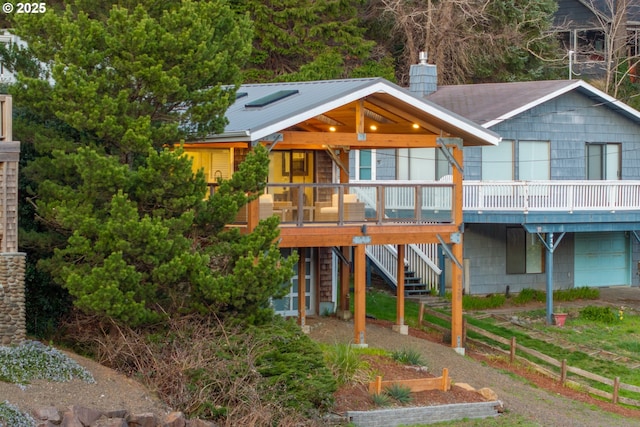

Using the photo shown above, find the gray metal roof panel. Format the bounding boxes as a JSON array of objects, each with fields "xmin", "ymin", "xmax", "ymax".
[
  {"xmin": 222, "ymin": 78, "xmax": 382, "ymax": 136},
  {"xmin": 212, "ymin": 77, "xmax": 501, "ymax": 146}
]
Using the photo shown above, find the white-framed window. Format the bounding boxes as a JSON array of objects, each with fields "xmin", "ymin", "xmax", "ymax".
[
  {"xmin": 586, "ymin": 142, "xmax": 621, "ymax": 180},
  {"xmin": 482, "ymin": 140, "xmax": 514, "ymax": 180},
  {"xmin": 519, "ymin": 140, "xmax": 550, "ymax": 180},
  {"xmin": 482, "ymin": 140, "xmax": 550, "ymax": 180}
]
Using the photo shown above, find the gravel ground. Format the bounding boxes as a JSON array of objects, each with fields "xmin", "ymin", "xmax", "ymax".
[
  {"xmin": 308, "ymin": 316, "xmax": 640, "ymax": 427},
  {"xmin": 0, "ymin": 349, "xmax": 169, "ymax": 419}
]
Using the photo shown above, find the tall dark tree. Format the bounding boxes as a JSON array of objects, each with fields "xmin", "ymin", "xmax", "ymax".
[
  {"xmin": 7, "ymin": 0, "xmax": 295, "ymax": 327},
  {"xmin": 232, "ymin": 0, "xmax": 395, "ymax": 82}
]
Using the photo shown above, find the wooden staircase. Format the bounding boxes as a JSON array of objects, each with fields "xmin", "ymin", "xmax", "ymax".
[{"xmin": 402, "ymin": 266, "xmax": 432, "ymax": 297}]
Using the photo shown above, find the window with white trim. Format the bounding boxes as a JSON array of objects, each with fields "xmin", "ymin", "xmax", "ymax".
[{"xmin": 586, "ymin": 142, "xmax": 621, "ymax": 180}]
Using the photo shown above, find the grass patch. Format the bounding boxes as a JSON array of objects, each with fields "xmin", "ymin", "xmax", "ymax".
[
  {"xmin": 511, "ymin": 288, "xmax": 546, "ymax": 305},
  {"xmin": 579, "ymin": 306, "xmax": 617, "ymax": 323},
  {"xmin": 462, "ymin": 293, "xmax": 506, "ymax": 310},
  {"xmin": 554, "ymin": 287, "xmax": 599, "ymax": 301}
]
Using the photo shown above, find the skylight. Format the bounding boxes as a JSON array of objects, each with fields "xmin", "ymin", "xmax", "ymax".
[{"xmin": 245, "ymin": 90, "xmax": 299, "ymax": 108}]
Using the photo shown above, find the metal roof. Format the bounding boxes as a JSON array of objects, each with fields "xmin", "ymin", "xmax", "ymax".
[
  {"xmin": 208, "ymin": 77, "xmax": 500, "ymax": 146},
  {"xmin": 425, "ymin": 79, "xmax": 640, "ymax": 128}
]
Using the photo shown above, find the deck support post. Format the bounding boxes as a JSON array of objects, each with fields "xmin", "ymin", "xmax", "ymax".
[
  {"xmin": 337, "ymin": 246, "xmax": 352, "ymax": 320},
  {"xmin": 545, "ymin": 232, "xmax": 554, "ymax": 325},
  {"xmin": 297, "ymin": 249, "xmax": 309, "ymax": 333},
  {"xmin": 393, "ymin": 244, "xmax": 408, "ymax": 335},
  {"xmin": 353, "ymin": 244, "xmax": 367, "ymax": 347},
  {"xmin": 451, "ymin": 141, "xmax": 464, "ymax": 355}
]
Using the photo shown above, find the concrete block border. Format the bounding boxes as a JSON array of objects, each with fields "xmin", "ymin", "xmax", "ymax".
[{"xmin": 346, "ymin": 400, "xmax": 503, "ymax": 427}]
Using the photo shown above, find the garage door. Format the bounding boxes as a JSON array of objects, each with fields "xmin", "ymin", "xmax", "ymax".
[{"xmin": 575, "ymin": 232, "xmax": 630, "ymax": 287}]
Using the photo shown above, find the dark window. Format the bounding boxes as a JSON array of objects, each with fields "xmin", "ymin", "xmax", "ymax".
[{"xmin": 507, "ymin": 227, "xmax": 544, "ymax": 274}]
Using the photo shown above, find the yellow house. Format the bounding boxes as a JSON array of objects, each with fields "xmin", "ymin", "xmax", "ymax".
[{"xmin": 182, "ymin": 77, "xmax": 500, "ymax": 353}]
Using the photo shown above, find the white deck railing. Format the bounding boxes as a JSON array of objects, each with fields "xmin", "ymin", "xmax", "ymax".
[
  {"xmin": 463, "ymin": 181, "xmax": 640, "ymax": 212},
  {"xmin": 356, "ymin": 179, "xmax": 640, "ymax": 292}
]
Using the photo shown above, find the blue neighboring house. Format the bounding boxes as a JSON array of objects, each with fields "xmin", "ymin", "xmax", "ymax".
[
  {"xmin": 421, "ymin": 75, "xmax": 640, "ymax": 295},
  {"xmin": 553, "ymin": 0, "xmax": 640, "ymax": 78}
]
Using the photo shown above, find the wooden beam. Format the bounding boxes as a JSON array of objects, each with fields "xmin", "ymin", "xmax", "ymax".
[
  {"xmin": 339, "ymin": 149, "xmax": 349, "ymax": 184},
  {"xmin": 396, "ymin": 244, "xmax": 405, "ymax": 327},
  {"xmin": 182, "ymin": 142, "xmax": 248, "ymax": 149},
  {"xmin": 353, "ymin": 244, "xmax": 367, "ymax": 346},
  {"xmin": 298, "ymin": 250, "xmax": 306, "ymax": 328},
  {"xmin": 277, "ymin": 224, "xmax": 459, "ymax": 247},
  {"xmin": 356, "ymin": 100, "xmax": 365, "ymax": 134},
  {"xmin": 365, "ymin": 99, "xmax": 444, "ymax": 135},
  {"xmin": 266, "ymin": 131, "xmax": 440, "ymax": 149}
]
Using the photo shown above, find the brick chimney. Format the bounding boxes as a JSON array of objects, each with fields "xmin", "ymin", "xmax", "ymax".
[{"xmin": 409, "ymin": 52, "xmax": 437, "ymax": 97}]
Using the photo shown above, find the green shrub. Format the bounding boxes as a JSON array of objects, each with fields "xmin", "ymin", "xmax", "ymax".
[
  {"xmin": 391, "ymin": 348, "xmax": 426, "ymax": 367},
  {"xmin": 371, "ymin": 392, "xmax": 392, "ymax": 407},
  {"xmin": 61, "ymin": 314, "xmax": 335, "ymax": 425},
  {"xmin": 579, "ymin": 305, "xmax": 616, "ymax": 323},
  {"xmin": 384, "ymin": 383, "xmax": 413, "ymax": 404},
  {"xmin": 555, "ymin": 287, "xmax": 599, "ymax": 301},
  {"xmin": 253, "ymin": 318, "xmax": 337, "ymax": 415},
  {"xmin": 512, "ymin": 288, "xmax": 545, "ymax": 305},
  {"xmin": 323, "ymin": 343, "xmax": 370, "ymax": 386}
]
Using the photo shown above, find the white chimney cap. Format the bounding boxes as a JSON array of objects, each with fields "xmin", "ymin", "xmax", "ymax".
[{"xmin": 419, "ymin": 51, "xmax": 428, "ymax": 65}]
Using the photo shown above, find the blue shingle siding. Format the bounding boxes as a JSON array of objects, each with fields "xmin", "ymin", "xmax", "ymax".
[
  {"xmin": 475, "ymin": 91, "xmax": 640, "ymax": 181},
  {"xmin": 377, "ymin": 149, "xmax": 396, "ymax": 180},
  {"xmin": 464, "ymin": 224, "xmax": 574, "ymax": 295},
  {"xmin": 463, "ymin": 147, "xmax": 481, "ymax": 180},
  {"xmin": 554, "ymin": 0, "xmax": 596, "ymax": 26}
]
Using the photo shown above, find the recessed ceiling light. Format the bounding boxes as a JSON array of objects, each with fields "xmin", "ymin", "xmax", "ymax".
[
  {"xmin": 370, "ymin": 125, "xmax": 377, "ymax": 131},
  {"xmin": 412, "ymin": 123, "xmax": 420, "ymax": 129},
  {"xmin": 329, "ymin": 126, "xmax": 336, "ymax": 132}
]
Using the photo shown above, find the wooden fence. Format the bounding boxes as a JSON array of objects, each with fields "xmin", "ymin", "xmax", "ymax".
[{"xmin": 418, "ymin": 303, "xmax": 640, "ymax": 408}]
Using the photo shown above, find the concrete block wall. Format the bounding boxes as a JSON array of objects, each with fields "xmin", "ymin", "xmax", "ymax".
[
  {"xmin": 346, "ymin": 401, "xmax": 501, "ymax": 427},
  {"xmin": 0, "ymin": 252, "xmax": 26, "ymax": 345}
]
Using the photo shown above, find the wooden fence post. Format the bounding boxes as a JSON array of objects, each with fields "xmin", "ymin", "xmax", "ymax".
[
  {"xmin": 418, "ymin": 302, "xmax": 424, "ymax": 326},
  {"xmin": 613, "ymin": 377, "xmax": 620, "ymax": 404},
  {"xmin": 441, "ymin": 368, "xmax": 449, "ymax": 391},
  {"xmin": 561, "ymin": 359, "xmax": 567, "ymax": 386},
  {"xmin": 374, "ymin": 376, "xmax": 382, "ymax": 394},
  {"xmin": 510, "ymin": 337, "xmax": 516, "ymax": 364}
]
